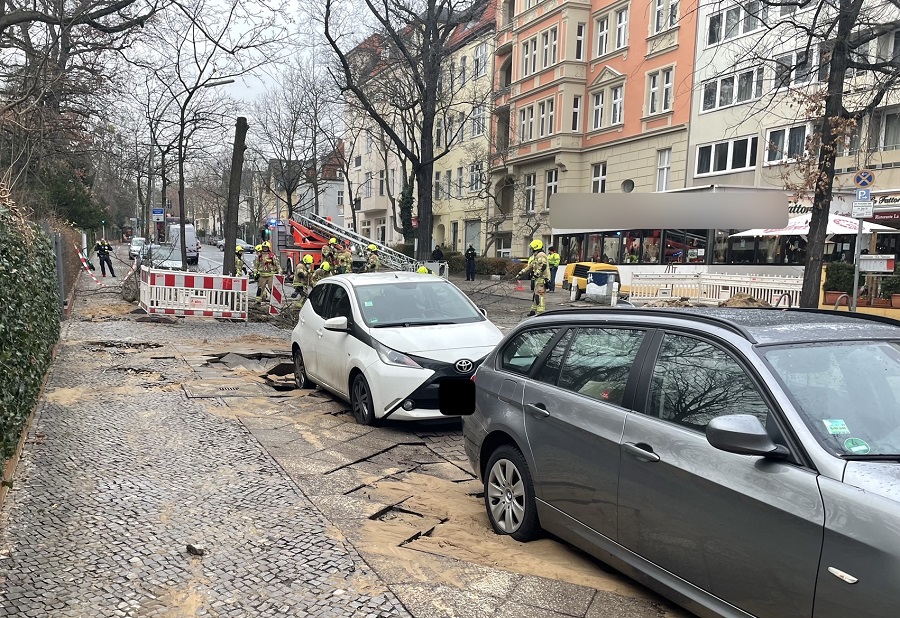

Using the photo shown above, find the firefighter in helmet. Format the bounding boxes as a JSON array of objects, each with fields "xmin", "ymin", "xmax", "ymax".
[
  {"xmin": 517, "ymin": 239, "xmax": 550, "ymax": 316},
  {"xmin": 311, "ymin": 260, "xmax": 332, "ymax": 285},
  {"xmin": 365, "ymin": 244, "xmax": 380, "ymax": 271},
  {"xmin": 291, "ymin": 253, "xmax": 314, "ymax": 299}
]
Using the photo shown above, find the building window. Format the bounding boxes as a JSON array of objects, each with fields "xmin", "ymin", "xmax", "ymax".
[
  {"xmin": 539, "ymin": 101, "xmax": 547, "ymax": 137},
  {"xmin": 524, "ymin": 173, "xmax": 536, "ymax": 211},
  {"xmin": 575, "ymin": 23, "xmax": 586, "ymax": 60},
  {"xmin": 390, "ymin": 168, "xmax": 396, "ymax": 193},
  {"xmin": 457, "ymin": 166, "xmax": 464, "ymax": 196},
  {"xmin": 882, "ymin": 112, "xmax": 900, "ymax": 150},
  {"xmin": 596, "ymin": 17, "xmax": 608, "ymax": 57},
  {"xmin": 702, "ymin": 67, "xmax": 764, "ymax": 111},
  {"xmin": 592, "ymin": 162, "xmax": 607, "ymax": 193},
  {"xmin": 457, "ymin": 112, "xmax": 466, "ymax": 143},
  {"xmin": 707, "ymin": 2, "xmax": 767, "ymax": 46},
  {"xmin": 519, "ymin": 108, "xmax": 527, "ymax": 143},
  {"xmin": 361, "ymin": 219, "xmax": 371, "ymax": 238},
  {"xmin": 648, "ymin": 67, "xmax": 674, "ymax": 114},
  {"xmin": 550, "ymin": 27, "xmax": 558, "ymax": 65},
  {"xmin": 572, "ymin": 95, "xmax": 582, "ymax": 132},
  {"xmin": 379, "ymin": 170, "xmax": 385, "ymax": 196},
  {"xmin": 366, "ymin": 133, "xmax": 373, "ymax": 153},
  {"xmin": 592, "ymin": 91, "xmax": 604, "ymax": 129},
  {"xmin": 474, "ymin": 42, "xmax": 488, "ymax": 77},
  {"xmin": 611, "ymin": 86, "xmax": 624, "ymax": 125},
  {"xmin": 775, "ymin": 50, "xmax": 815, "ymax": 88},
  {"xmin": 548, "ymin": 97, "xmax": 555, "ymax": 135},
  {"xmin": 471, "ymin": 105, "xmax": 486, "ymax": 136},
  {"xmin": 364, "ymin": 171, "xmax": 373, "ymax": 198},
  {"xmin": 459, "ymin": 56, "xmax": 467, "ymax": 84},
  {"xmin": 436, "ymin": 121, "xmax": 443, "ymax": 148},
  {"xmin": 469, "ymin": 163, "xmax": 483, "ymax": 192},
  {"xmin": 446, "ymin": 169, "xmax": 453, "ymax": 199},
  {"xmin": 527, "ymin": 106, "xmax": 534, "ymax": 140},
  {"xmin": 337, "ymin": 189, "xmax": 344, "ymax": 207},
  {"xmin": 376, "ymin": 217, "xmax": 386, "ymax": 243},
  {"xmin": 545, "ymin": 169, "xmax": 558, "ymax": 209},
  {"xmin": 656, "ymin": 149, "xmax": 671, "ymax": 191},
  {"xmin": 696, "ymin": 135, "xmax": 759, "ymax": 175},
  {"xmin": 446, "ymin": 116, "xmax": 455, "ymax": 147},
  {"xmin": 522, "ymin": 37, "xmax": 537, "ymax": 77},
  {"xmin": 766, "ymin": 124, "xmax": 809, "ymax": 164},
  {"xmin": 615, "ymin": 9, "xmax": 628, "ymax": 49},
  {"xmin": 654, "ymin": 0, "xmax": 678, "ymax": 32},
  {"xmin": 354, "ymin": 155, "xmax": 362, "ymax": 168},
  {"xmin": 434, "ymin": 171, "xmax": 442, "ymax": 199}
]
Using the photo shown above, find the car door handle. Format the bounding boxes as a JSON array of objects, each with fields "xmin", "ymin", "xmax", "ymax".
[
  {"xmin": 624, "ymin": 442, "xmax": 661, "ymax": 463},
  {"xmin": 525, "ymin": 403, "xmax": 550, "ymax": 418},
  {"xmin": 316, "ymin": 329, "xmax": 324, "ymax": 338}
]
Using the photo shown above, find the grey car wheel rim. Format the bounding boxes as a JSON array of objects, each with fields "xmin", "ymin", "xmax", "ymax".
[
  {"xmin": 352, "ymin": 379, "xmax": 370, "ymax": 421},
  {"xmin": 487, "ymin": 458, "xmax": 526, "ymax": 533}
]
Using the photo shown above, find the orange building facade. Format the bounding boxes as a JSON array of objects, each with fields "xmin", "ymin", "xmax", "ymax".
[{"xmin": 490, "ymin": 0, "xmax": 697, "ymax": 256}]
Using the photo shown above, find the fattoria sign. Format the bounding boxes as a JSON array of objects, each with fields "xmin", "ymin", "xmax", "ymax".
[{"xmin": 787, "ymin": 196, "xmax": 852, "ymax": 216}]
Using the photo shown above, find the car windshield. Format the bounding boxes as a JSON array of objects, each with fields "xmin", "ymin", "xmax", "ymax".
[
  {"xmin": 763, "ymin": 341, "xmax": 900, "ymax": 458},
  {"xmin": 355, "ymin": 280, "xmax": 483, "ymax": 327}
]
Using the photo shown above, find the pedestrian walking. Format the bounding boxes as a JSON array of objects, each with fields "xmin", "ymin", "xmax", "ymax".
[
  {"xmin": 94, "ymin": 238, "xmax": 116, "ymax": 277},
  {"xmin": 547, "ymin": 246, "xmax": 560, "ymax": 292},
  {"xmin": 431, "ymin": 245, "xmax": 444, "ymax": 261},
  {"xmin": 465, "ymin": 244, "xmax": 477, "ymax": 281},
  {"xmin": 516, "ymin": 240, "xmax": 550, "ymax": 317}
]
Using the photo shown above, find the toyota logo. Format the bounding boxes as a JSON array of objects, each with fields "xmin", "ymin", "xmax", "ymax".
[{"xmin": 455, "ymin": 359, "xmax": 474, "ymax": 374}]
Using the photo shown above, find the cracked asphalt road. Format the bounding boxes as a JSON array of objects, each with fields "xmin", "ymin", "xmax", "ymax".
[{"xmin": 0, "ymin": 258, "xmax": 691, "ymax": 618}]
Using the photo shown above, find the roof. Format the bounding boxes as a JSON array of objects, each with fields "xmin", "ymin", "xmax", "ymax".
[
  {"xmin": 535, "ymin": 307, "xmax": 900, "ymax": 345},
  {"xmin": 327, "ymin": 272, "xmax": 448, "ymax": 286},
  {"xmin": 447, "ymin": 2, "xmax": 496, "ymax": 49}
]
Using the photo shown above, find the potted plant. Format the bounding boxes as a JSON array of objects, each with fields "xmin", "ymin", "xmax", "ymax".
[
  {"xmin": 880, "ymin": 273, "xmax": 900, "ymax": 308},
  {"xmin": 823, "ymin": 261, "xmax": 857, "ymax": 306}
]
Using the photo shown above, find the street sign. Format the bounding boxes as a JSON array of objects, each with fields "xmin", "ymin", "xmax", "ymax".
[
  {"xmin": 854, "ymin": 169, "xmax": 875, "ymax": 188},
  {"xmin": 860, "ymin": 254, "xmax": 896, "ymax": 273},
  {"xmin": 852, "ymin": 201, "xmax": 874, "ymax": 218},
  {"xmin": 152, "ymin": 207, "xmax": 165, "ymax": 222},
  {"xmin": 856, "ymin": 188, "xmax": 871, "ymax": 201}
]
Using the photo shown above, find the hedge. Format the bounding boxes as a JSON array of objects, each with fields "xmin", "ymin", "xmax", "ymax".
[
  {"xmin": 0, "ymin": 203, "xmax": 61, "ymax": 461},
  {"xmin": 447, "ymin": 254, "xmax": 521, "ymax": 276}
]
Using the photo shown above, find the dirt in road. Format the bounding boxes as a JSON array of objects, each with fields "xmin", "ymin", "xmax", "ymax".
[{"xmin": 358, "ymin": 471, "xmax": 659, "ymax": 601}]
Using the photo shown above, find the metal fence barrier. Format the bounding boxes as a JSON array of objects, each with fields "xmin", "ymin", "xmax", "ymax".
[{"xmin": 629, "ymin": 273, "xmax": 803, "ymax": 307}]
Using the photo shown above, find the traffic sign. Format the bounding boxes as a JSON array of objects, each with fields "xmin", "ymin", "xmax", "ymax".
[
  {"xmin": 852, "ymin": 201, "xmax": 874, "ymax": 218},
  {"xmin": 152, "ymin": 208, "xmax": 165, "ymax": 222},
  {"xmin": 854, "ymin": 169, "xmax": 875, "ymax": 188},
  {"xmin": 856, "ymin": 188, "xmax": 871, "ymax": 201}
]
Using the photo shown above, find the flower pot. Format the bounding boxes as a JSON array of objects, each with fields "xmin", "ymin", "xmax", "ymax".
[
  {"xmin": 873, "ymin": 297, "xmax": 891, "ymax": 308},
  {"xmin": 824, "ymin": 291, "xmax": 847, "ymax": 306},
  {"xmin": 892, "ymin": 294, "xmax": 900, "ymax": 309},
  {"xmin": 857, "ymin": 297, "xmax": 869, "ymax": 307}
]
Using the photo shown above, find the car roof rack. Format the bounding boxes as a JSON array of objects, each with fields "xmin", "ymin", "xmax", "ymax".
[
  {"xmin": 774, "ymin": 307, "xmax": 900, "ymax": 327},
  {"xmin": 536, "ymin": 307, "xmax": 758, "ymax": 343}
]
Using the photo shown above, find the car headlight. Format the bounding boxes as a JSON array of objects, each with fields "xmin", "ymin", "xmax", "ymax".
[{"xmin": 373, "ymin": 340, "xmax": 421, "ymax": 368}]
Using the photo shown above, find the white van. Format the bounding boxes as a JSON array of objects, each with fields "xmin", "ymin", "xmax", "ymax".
[{"xmin": 167, "ymin": 223, "xmax": 199, "ymax": 265}]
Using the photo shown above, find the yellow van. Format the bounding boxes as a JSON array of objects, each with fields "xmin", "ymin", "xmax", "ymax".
[{"xmin": 561, "ymin": 262, "xmax": 621, "ymax": 300}]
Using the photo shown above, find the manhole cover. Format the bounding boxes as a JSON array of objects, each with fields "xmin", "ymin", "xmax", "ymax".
[{"xmin": 182, "ymin": 383, "xmax": 282, "ymax": 398}]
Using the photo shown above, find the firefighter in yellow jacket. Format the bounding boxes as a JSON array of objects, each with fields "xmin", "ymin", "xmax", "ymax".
[
  {"xmin": 365, "ymin": 244, "xmax": 380, "ymax": 271},
  {"xmin": 291, "ymin": 254, "xmax": 314, "ymax": 299},
  {"xmin": 311, "ymin": 261, "xmax": 332, "ymax": 285},
  {"xmin": 517, "ymin": 239, "xmax": 550, "ymax": 316},
  {"xmin": 254, "ymin": 242, "xmax": 282, "ymax": 301}
]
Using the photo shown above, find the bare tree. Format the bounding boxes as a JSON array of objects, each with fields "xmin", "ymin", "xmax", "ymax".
[
  {"xmin": 320, "ymin": 0, "xmax": 489, "ymax": 259},
  {"xmin": 126, "ymin": 0, "xmax": 291, "ymax": 267},
  {"xmin": 703, "ymin": 0, "xmax": 900, "ymax": 306}
]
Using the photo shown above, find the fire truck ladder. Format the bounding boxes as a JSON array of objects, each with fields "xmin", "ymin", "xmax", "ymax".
[{"xmin": 297, "ymin": 213, "xmax": 420, "ymax": 272}]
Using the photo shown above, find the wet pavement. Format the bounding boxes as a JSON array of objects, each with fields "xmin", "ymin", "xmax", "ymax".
[{"xmin": 0, "ymin": 250, "xmax": 690, "ymax": 618}]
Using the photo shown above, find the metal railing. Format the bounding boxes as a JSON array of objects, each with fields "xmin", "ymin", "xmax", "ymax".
[{"xmin": 629, "ymin": 272, "xmax": 804, "ymax": 307}]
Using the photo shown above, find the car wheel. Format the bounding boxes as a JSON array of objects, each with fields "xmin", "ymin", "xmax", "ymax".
[
  {"xmin": 483, "ymin": 445, "xmax": 541, "ymax": 542},
  {"xmin": 293, "ymin": 349, "xmax": 314, "ymax": 389},
  {"xmin": 350, "ymin": 373, "xmax": 378, "ymax": 426}
]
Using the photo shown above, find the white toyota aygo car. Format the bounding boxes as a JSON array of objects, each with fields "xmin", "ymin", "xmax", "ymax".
[{"xmin": 291, "ymin": 272, "xmax": 504, "ymax": 425}]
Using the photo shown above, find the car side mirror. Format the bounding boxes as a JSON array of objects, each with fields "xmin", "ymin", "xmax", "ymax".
[
  {"xmin": 439, "ymin": 378, "xmax": 476, "ymax": 416},
  {"xmin": 323, "ymin": 316, "xmax": 349, "ymax": 332},
  {"xmin": 706, "ymin": 415, "xmax": 790, "ymax": 459}
]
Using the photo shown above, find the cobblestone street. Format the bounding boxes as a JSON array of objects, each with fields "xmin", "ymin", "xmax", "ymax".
[{"xmin": 0, "ymin": 259, "xmax": 690, "ymax": 618}]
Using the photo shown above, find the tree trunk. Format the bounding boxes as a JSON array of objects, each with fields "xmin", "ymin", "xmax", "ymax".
[
  {"xmin": 178, "ymin": 140, "xmax": 188, "ymax": 270},
  {"xmin": 415, "ymin": 164, "xmax": 433, "ymax": 260},
  {"xmin": 223, "ymin": 117, "xmax": 248, "ymax": 276},
  {"xmin": 799, "ymin": 0, "xmax": 857, "ymax": 307}
]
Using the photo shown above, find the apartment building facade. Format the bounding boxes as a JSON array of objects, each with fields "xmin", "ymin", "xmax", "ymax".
[{"xmin": 490, "ymin": 0, "xmax": 697, "ymax": 259}]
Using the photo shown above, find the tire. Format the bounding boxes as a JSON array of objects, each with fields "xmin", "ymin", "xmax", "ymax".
[
  {"xmin": 293, "ymin": 348, "xmax": 314, "ymax": 389},
  {"xmin": 350, "ymin": 373, "xmax": 378, "ymax": 426},
  {"xmin": 483, "ymin": 445, "xmax": 541, "ymax": 542}
]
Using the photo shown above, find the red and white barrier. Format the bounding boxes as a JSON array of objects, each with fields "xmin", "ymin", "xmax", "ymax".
[
  {"xmin": 139, "ymin": 266, "xmax": 249, "ymax": 320},
  {"xmin": 74, "ymin": 243, "xmax": 105, "ymax": 287},
  {"xmin": 269, "ymin": 275, "xmax": 286, "ymax": 316},
  {"xmin": 121, "ymin": 258, "xmax": 139, "ymax": 283}
]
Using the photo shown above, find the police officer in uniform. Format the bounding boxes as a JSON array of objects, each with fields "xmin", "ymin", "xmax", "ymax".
[
  {"xmin": 517, "ymin": 239, "xmax": 550, "ymax": 316},
  {"xmin": 464, "ymin": 244, "xmax": 477, "ymax": 281}
]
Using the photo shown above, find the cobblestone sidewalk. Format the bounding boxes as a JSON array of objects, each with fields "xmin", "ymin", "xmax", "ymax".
[{"xmin": 0, "ymin": 274, "xmax": 411, "ymax": 617}]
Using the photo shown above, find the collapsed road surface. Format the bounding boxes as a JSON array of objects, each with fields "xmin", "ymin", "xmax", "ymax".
[{"xmin": 0, "ymin": 274, "xmax": 691, "ymax": 618}]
